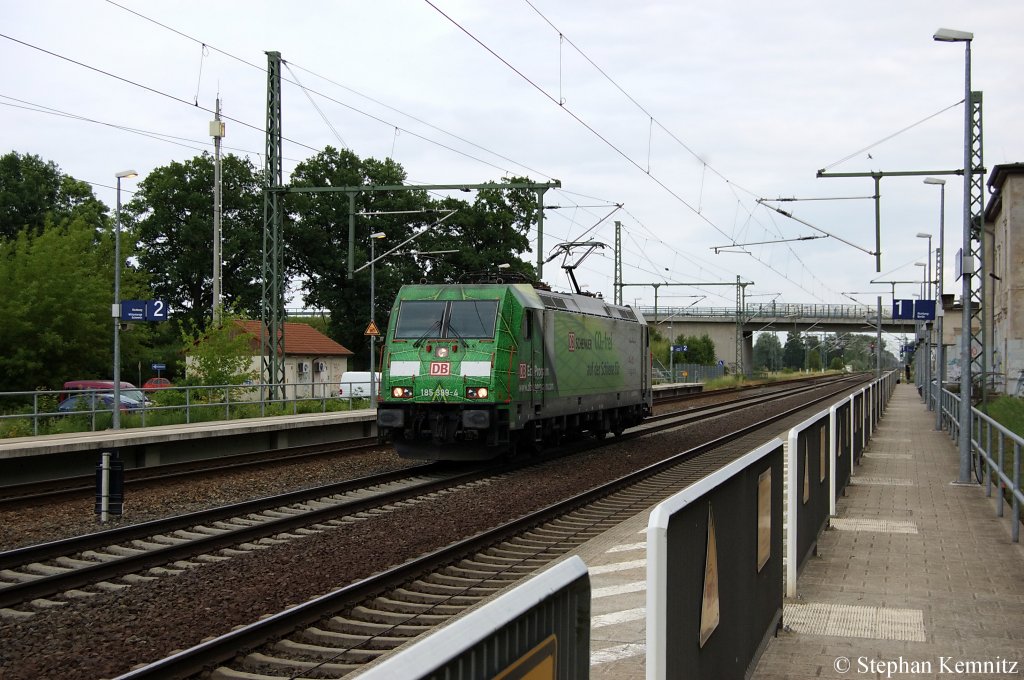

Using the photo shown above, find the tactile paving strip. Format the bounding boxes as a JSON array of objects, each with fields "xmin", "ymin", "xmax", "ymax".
[
  {"xmin": 784, "ymin": 602, "xmax": 926, "ymax": 641},
  {"xmin": 850, "ymin": 476, "xmax": 914, "ymax": 486},
  {"xmin": 830, "ymin": 518, "xmax": 918, "ymax": 534}
]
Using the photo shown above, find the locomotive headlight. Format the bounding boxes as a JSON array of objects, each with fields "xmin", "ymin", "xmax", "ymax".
[
  {"xmin": 436, "ymin": 346, "xmax": 449, "ymax": 358},
  {"xmin": 391, "ymin": 386, "xmax": 413, "ymax": 398},
  {"xmin": 466, "ymin": 387, "xmax": 489, "ymax": 399}
]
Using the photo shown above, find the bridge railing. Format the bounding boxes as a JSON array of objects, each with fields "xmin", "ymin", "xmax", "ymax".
[{"xmin": 639, "ymin": 303, "xmax": 895, "ymax": 321}]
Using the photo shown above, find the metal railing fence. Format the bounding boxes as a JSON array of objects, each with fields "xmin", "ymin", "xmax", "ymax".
[
  {"xmin": 0, "ymin": 382, "xmax": 369, "ymax": 438},
  {"xmin": 937, "ymin": 386, "xmax": 1023, "ymax": 542}
]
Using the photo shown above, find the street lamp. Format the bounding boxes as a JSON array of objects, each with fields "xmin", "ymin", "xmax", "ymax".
[
  {"xmin": 933, "ymin": 26, "xmax": 974, "ymax": 484},
  {"xmin": 917, "ymin": 233, "xmax": 933, "ymax": 411},
  {"xmin": 914, "ymin": 261, "xmax": 929, "ymax": 404},
  {"xmin": 924, "ymin": 177, "xmax": 946, "ymax": 430},
  {"xmin": 112, "ymin": 169, "xmax": 138, "ymax": 430},
  {"xmin": 369, "ymin": 231, "xmax": 386, "ymax": 408}
]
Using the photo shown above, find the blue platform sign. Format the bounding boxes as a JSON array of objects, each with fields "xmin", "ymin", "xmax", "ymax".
[
  {"xmin": 671, "ymin": 345, "xmax": 688, "ymax": 353},
  {"xmin": 146, "ymin": 300, "xmax": 168, "ymax": 321},
  {"xmin": 120, "ymin": 299, "xmax": 168, "ymax": 322},
  {"xmin": 914, "ymin": 300, "xmax": 936, "ymax": 321},
  {"xmin": 892, "ymin": 299, "xmax": 915, "ymax": 320},
  {"xmin": 120, "ymin": 299, "xmax": 148, "ymax": 321}
]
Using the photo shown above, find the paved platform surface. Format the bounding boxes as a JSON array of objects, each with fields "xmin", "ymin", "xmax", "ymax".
[{"xmin": 572, "ymin": 383, "xmax": 1024, "ymax": 679}]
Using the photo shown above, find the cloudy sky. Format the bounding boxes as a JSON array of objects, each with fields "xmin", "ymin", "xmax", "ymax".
[{"xmin": 3, "ymin": 1, "xmax": 1021, "ymax": 314}]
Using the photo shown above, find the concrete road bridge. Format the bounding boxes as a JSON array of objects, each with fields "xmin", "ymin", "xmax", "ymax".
[{"xmin": 639, "ymin": 302, "xmax": 920, "ymax": 371}]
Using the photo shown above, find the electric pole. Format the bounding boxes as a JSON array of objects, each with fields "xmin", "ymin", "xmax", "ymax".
[{"xmin": 211, "ymin": 97, "xmax": 225, "ymax": 325}]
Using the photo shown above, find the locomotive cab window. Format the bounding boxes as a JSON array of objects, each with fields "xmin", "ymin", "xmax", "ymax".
[
  {"xmin": 394, "ymin": 299, "xmax": 499, "ymax": 340},
  {"xmin": 448, "ymin": 300, "xmax": 499, "ymax": 339},
  {"xmin": 394, "ymin": 301, "xmax": 447, "ymax": 339},
  {"xmin": 522, "ymin": 311, "xmax": 534, "ymax": 339}
]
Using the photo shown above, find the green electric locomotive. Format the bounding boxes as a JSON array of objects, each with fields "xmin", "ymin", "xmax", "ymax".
[{"xmin": 376, "ymin": 282, "xmax": 652, "ymax": 460}]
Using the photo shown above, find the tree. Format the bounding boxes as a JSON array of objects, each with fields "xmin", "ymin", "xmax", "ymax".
[
  {"xmin": 0, "ymin": 218, "xmax": 112, "ymax": 391},
  {"xmin": 286, "ymin": 148, "xmax": 543, "ymax": 369},
  {"xmin": 415, "ymin": 178, "xmax": 541, "ymax": 285},
  {"xmin": 753, "ymin": 333, "xmax": 783, "ymax": 371},
  {"xmin": 808, "ymin": 349, "xmax": 822, "ymax": 371},
  {"xmin": 286, "ymin": 148, "xmax": 429, "ymax": 369},
  {"xmin": 674, "ymin": 333, "xmax": 715, "ymax": 365},
  {"xmin": 180, "ymin": 312, "xmax": 258, "ymax": 386},
  {"xmin": 0, "ymin": 152, "xmax": 106, "ymax": 241},
  {"xmin": 782, "ymin": 331, "xmax": 805, "ymax": 370},
  {"xmin": 126, "ymin": 153, "xmax": 264, "ymax": 329}
]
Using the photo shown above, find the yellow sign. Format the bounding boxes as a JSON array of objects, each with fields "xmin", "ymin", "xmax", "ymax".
[
  {"xmin": 699, "ymin": 505, "xmax": 720, "ymax": 648},
  {"xmin": 364, "ymin": 320, "xmax": 381, "ymax": 336},
  {"xmin": 493, "ymin": 634, "xmax": 557, "ymax": 680}
]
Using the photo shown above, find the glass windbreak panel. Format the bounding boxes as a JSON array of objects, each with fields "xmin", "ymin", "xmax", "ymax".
[
  {"xmin": 447, "ymin": 300, "xmax": 499, "ymax": 339},
  {"xmin": 394, "ymin": 300, "xmax": 447, "ymax": 339}
]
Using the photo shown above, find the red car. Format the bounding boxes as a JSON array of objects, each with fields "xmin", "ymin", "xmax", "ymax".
[{"xmin": 143, "ymin": 377, "xmax": 173, "ymax": 390}]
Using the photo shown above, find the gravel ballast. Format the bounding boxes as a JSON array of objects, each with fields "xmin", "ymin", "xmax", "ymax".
[{"xmin": 0, "ymin": 384, "xmax": 861, "ymax": 678}]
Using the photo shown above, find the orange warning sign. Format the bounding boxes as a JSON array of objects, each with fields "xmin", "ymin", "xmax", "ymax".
[{"xmin": 364, "ymin": 320, "xmax": 381, "ymax": 336}]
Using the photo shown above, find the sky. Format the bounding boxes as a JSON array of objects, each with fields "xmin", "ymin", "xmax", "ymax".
[{"xmin": 2, "ymin": 1, "xmax": 1022, "ymax": 316}]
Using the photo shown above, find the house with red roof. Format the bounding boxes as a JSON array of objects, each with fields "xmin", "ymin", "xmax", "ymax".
[{"xmin": 230, "ymin": 320, "xmax": 355, "ymax": 398}]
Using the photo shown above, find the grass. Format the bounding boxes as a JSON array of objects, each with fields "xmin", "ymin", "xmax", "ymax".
[
  {"xmin": 703, "ymin": 370, "xmax": 842, "ymax": 392},
  {"xmin": 977, "ymin": 396, "xmax": 1024, "ymax": 501},
  {"xmin": 0, "ymin": 395, "xmax": 369, "ymax": 440},
  {"xmin": 982, "ymin": 396, "xmax": 1024, "ymax": 439}
]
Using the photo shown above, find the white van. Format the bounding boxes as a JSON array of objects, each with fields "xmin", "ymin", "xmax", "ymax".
[{"xmin": 338, "ymin": 372, "xmax": 380, "ymax": 398}]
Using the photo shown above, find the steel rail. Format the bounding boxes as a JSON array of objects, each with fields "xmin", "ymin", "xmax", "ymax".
[{"xmin": 116, "ymin": 376, "xmax": 868, "ymax": 679}]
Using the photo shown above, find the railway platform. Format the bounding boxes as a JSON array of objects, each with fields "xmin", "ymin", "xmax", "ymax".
[
  {"xmin": 0, "ymin": 382, "xmax": 699, "ymax": 486},
  {"xmin": 567, "ymin": 383, "xmax": 1024, "ymax": 679}
]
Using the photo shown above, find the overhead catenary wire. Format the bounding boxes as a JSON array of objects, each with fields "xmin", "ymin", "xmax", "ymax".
[
  {"xmin": 0, "ymin": 93, "xmax": 305, "ymax": 162},
  {"xmin": 0, "ymin": 31, "xmax": 323, "ymax": 156},
  {"xmin": 17, "ymin": 3, "xmax": 850, "ymax": 308},
  {"xmin": 819, "ymin": 99, "xmax": 964, "ymax": 172},
  {"xmin": 105, "ymin": 0, "xmax": 559, "ymax": 183},
  {"xmin": 428, "ymin": 1, "xmax": 846, "ymax": 305}
]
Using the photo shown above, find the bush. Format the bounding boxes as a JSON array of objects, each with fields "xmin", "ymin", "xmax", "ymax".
[{"xmin": 0, "ymin": 417, "xmax": 34, "ymax": 438}]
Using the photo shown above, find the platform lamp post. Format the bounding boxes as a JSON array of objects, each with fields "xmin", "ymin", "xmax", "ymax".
[
  {"xmin": 112, "ymin": 169, "xmax": 137, "ymax": 431},
  {"xmin": 369, "ymin": 231, "xmax": 386, "ymax": 408},
  {"xmin": 924, "ymin": 177, "xmax": 946, "ymax": 430},
  {"xmin": 933, "ymin": 26, "xmax": 974, "ymax": 484},
  {"xmin": 101, "ymin": 169, "xmax": 136, "ymax": 525},
  {"xmin": 914, "ymin": 260, "xmax": 930, "ymax": 408},
  {"xmin": 917, "ymin": 231, "xmax": 933, "ymax": 412}
]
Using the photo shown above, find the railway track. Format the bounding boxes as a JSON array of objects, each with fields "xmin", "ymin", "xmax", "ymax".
[
  {"xmin": 0, "ymin": 462, "xmax": 493, "ymax": 614},
  {"xmin": 117, "ymin": 374, "xmax": 868, "ymax": 679},
  {"xmin": 0, "ymin": 375, "xmax": 863, "ymax": 620},
  {"xmin": 0, "ymin": 437, "xmax": 380, "ymax": 508},
  {"xmin": 0, "ymin": 374, "xmax": 848, "ymax": 509}
]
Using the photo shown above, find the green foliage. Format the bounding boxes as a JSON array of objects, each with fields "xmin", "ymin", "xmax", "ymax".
[
  {"xmin": 753, "ymin": 333, "xmax": 783, "ymax": 371},
  {"xmin": 657, "ymin": 330, "xmax": 716, "ymax": 366},
  {"xmin": 179, "ymin": 312, "xmax": 259, "ymax": 387},
  {"xmin": 808, "ymin": 349, "xmax": 822, "ymax": 371},
  {"xmin": 0, "ymin": 217, "xmax": 112, "ymax": 391},
  {"xmin": 983, "ymin": 397, "xmax": 1024, "ymax": 438},
  {"xmin": 126, "ymin": 153, "xmax": 264, "ymax": 328},
  {"xmin": 782, "ymin": 332, "xmax": 805, "ymax": 369},
  {"xmin": 829, "ymin": 357, "xmax": 846, "ymax": 371},
  {"xmin": 0, "ymin": 416, "xmax": 33, "ymax": 438},
  {"xmin": 0, "ymin": 151, "xmax": 107, "ymax": 240},
  {"xmin": 287, "ymin": 148, "xmax": 427, "ymax": 369}
]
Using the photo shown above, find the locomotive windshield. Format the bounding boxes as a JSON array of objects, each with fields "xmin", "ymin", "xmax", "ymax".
[{"xmin": 394, "ymin": 299, "xmax": 499, "ymax": 340}]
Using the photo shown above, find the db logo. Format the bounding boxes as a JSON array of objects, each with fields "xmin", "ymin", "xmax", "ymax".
[
  {"xmin": 519, "ymin": 362, "xmax": 528, "ymax": 379},
  {"xmin": 429, "ymin": 362, "xmax": 451, "ymax": 376},
  {"xmin": 568, "ymin": 331, "xmax": 576, "ymax": 352}
]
